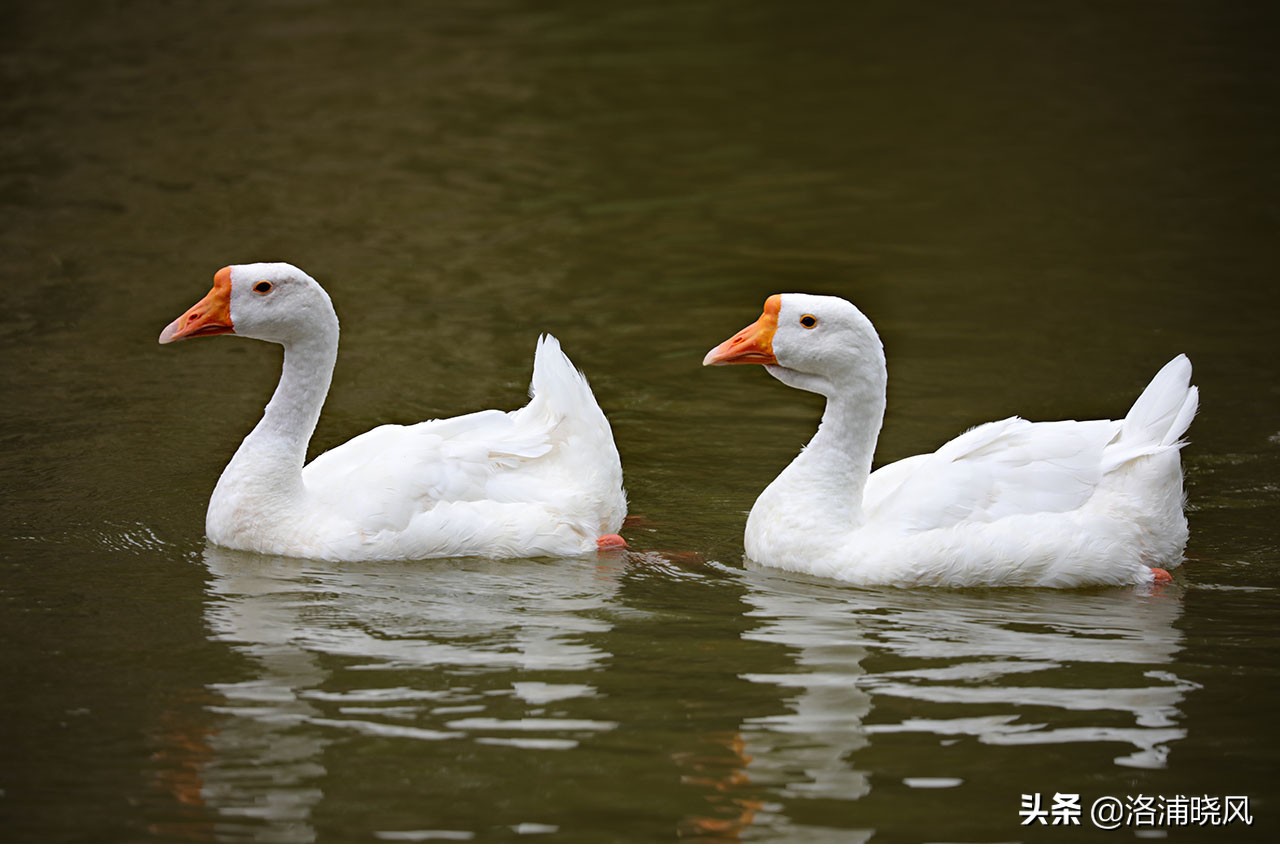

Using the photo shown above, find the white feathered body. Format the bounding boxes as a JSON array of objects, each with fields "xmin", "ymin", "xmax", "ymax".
[
  {"xmin": 207, "ymin": 334, "xmax": 626, "ymax": 560},
  {"xmin": 745, "ymin": 356, "xmax": 1197, "ymax": 587}
]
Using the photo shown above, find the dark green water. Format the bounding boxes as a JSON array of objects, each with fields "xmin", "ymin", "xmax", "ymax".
[{"xmin": 2, "ymin": 0, "xmax": 1277, "ymax": 842}]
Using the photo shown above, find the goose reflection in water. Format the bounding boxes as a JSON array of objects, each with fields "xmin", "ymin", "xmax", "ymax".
[
  {"xmin": 154, "ymin": 544, "xmax": 628, "ymax": 842},
  {"xmin": 719, "ymin": 562, "xmax": 1194, "ymax": 840},
  {"xmin": 146, "ymin": 544, "xmax": 1194, "ymax": 842}
]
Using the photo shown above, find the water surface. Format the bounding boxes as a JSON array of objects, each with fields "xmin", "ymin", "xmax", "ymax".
[{"xmin": 1, "ymin": 0, "xmax": 1277, "ymax": 842}]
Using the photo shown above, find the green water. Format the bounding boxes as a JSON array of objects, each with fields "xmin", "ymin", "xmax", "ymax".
[{"xmin": 2, "ymin": 0, "xmax": 1277, "ymax": 842}]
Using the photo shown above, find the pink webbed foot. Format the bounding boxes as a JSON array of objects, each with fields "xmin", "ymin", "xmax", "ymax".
[
  {"xmin": 1150, "ymin": 567, "xmax": 1173, "ymax": 584},
  {"xmin": 596, "ymin": 534, "xmax": 627, "ymax": 551}
]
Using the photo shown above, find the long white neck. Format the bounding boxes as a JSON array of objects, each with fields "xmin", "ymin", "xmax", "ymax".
[
  {"xmin": 209, "ymin": 326, "xmax": 338, "ymax": 523},
  {"xmin": 800, "ymin": 386, "xmax": 886, "ymax": 524},
  {"xmin": 746, "ymin": 359, "xmax": 887, "ymax": 550}
]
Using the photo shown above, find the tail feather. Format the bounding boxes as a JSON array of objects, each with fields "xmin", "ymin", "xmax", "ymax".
[
  {"xmin": 1124, "ymin": 355, "xmax": 1195, "ymax": 443},
  {"xmin": 525, "ymin": 333, "xmax": 605, "ymax": 423},
  {"xmin": 1106, "ymin": 354, "xmax": 1198, "ymax": 470},
  {"xmin": 1162, "ymin": 383, "xmax": 1199, "ymax": 447},
  {"xmin": 520, "ymin": 333, "xmax": 627, "ymax": 533}
]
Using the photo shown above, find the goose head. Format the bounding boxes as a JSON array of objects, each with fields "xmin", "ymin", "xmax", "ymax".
[
  {"xmin": 703, "ymin": 293, "xmax": 885, "ymax": 397},
  {"xmin": 159, "ymin": 262, "xmax": 337, "ymax": 347}
]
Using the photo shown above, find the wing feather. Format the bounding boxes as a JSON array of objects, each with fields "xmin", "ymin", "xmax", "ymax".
[
  {"xmin": 301, "ymin": 408, "xmax": 560, "ymax": 533},
  {"xmin": 865, "ymin": 417, "xmax": 1121, "ymax": 533}
]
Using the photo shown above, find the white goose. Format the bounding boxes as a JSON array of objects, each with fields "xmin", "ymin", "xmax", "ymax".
[
  {"xmin": 160, "ymin": 262, "xmax": 626, "ymax": 561},
  {"xmin": 704, "ymin": 294, "xmax": 1198, "ymax": 587}
]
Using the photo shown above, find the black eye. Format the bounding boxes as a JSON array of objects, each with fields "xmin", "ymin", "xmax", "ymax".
[
  {"xmin": 253, "ymin": 280, "xmax": 273, "ymax": 294},
  {"xmin": 800, "ymin": 314, "xmax": 818, "ymax": 328}
]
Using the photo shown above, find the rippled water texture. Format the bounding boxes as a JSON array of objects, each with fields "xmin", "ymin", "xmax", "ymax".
[{"xmin": 2, "ymin": 0, "xmax": 1277, "ymax": 842}]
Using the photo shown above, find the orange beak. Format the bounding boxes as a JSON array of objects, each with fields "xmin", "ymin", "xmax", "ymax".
[
  {"xmin": 703, "ymin": 295, "xmax": 781, "ymax": 366},
  {"xmin": 159, "ymin": 267, "xmax": 235, "ymax": 344}
]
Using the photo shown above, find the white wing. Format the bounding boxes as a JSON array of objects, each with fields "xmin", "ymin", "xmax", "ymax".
[
  {"xmin": 864, "ymin": 416, "xmax": 1122, "ymax": 533},
  {"xmin": 301, "ymin": 408, "xmax": 558, "ymax": 533}
]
